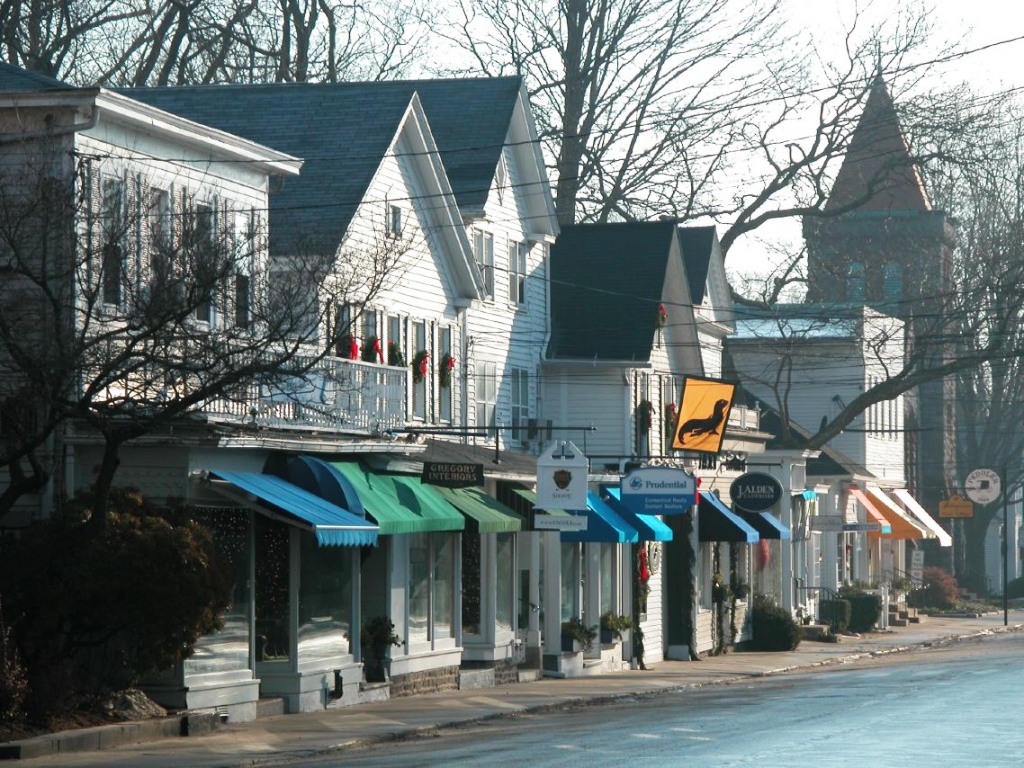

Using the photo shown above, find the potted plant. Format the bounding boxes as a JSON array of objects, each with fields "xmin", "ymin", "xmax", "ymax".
[
  {"xmin": 560, "ymin": 616, "xmax": 597, "ymax": 653},
  {"xmin": 711, "ymin": 572, "xmax": 731, "ymax": 603},
  {"xmin": 732, "ymin": 581, "xmax": 750, "ymax": 601},
  {"xmin": 360, "ymin": 615, "xmax": 401, "ymax": 682},
  {"xmin": 600, "ymin": 611, "xmax": 632, "ymax": 644}
]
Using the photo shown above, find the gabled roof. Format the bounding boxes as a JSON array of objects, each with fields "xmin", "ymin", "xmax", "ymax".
[
  {"xmin": 123, "ymin": 83, "xmax": 415, "ymax": 256},
  {"xmin": 677, "ymin": 226, "xmax": 714, "ymax": 305},
  {"xmin": 547, "ymin": 221, "xmax": 679, "ymax": 362},
  {"xmin": 124, "ymin": 78, "xmax": 523, "ymax": 251},
  {"xmin": 0, "ymin": 62, "xmax": 71, "ymax": 92},
  {"xmin": 825, "ymin": 75, "xmax": 931, "ymax": 214}
]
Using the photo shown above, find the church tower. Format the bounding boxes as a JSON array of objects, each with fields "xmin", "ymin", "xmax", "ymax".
[{"xmin": 804, "ymin": 74, "xmax": 956, "ymax": 522}]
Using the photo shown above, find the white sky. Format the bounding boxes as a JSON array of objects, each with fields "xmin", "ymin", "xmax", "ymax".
[{"xmin": 724, "ymin": 0, "xmax": 1024, "ymax": 285}]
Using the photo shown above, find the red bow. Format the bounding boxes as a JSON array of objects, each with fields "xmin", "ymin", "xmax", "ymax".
[
  {"xmin": 419, "ymin": 352, "xmax": 429, "ymax": 377},
  {"xmin": 349, "ymin": 336, "xmax": 359, "ymax": 360},
  {"xmin": 447, "ymin": 355, "xmax": 456, "ymax": 370},
  {"xmin": 374, "ymin": 337, "xmax": 383, "ymax": 363},
  {"xmin": 639, "ymin": 547, "xmax": 650, "ymax": 582}
]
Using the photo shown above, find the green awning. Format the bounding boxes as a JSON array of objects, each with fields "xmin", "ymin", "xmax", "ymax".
[
  {"xmin": 329, "ymin": 462, "xmax": 465, "ymax": 535},
  {"xmin": 434, "ymin": 486, "xmax": 524, "ymax": 534}
]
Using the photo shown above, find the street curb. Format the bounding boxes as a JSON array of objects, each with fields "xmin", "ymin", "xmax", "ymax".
[
  {"xmin": 0, "ymin": 712, "xmax": 222, "ymax": 761},
  {"xmin": 2, "ymin": 624, "xmax": 1021, "ymax": 762}
]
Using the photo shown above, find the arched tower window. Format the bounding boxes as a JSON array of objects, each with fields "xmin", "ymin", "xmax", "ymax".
[
  {"xmin": 846, "ymin": 261, "xmax": 865, "ymax": 303},
  {"xmin": 883, "ymin": 261, "xmax": 904, "ymax": 305}
]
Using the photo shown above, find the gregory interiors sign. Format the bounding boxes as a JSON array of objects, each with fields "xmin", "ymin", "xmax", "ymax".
[
  {"xmin": 619, "ymin": 466, "xmax": 696, "ymax": 516},
  {"xmin": 730, "ymin": 472, "xmax": 784, "ymax": 513}
]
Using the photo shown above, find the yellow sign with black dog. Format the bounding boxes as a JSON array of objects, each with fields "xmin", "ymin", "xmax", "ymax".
[{"xmin": 671, "ymin": 376, "xmax": 737, "ymax": 454}]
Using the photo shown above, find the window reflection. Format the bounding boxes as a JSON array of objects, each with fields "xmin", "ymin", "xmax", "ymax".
[
  {"xmin": 496, "ymin": 533, "xmax": 514, "ymax": 632},
  {"xmin": 298, "ymin": 532, "xmax": 352, "ymax": 662},
  {"xmin": 255, "ymin": 516, "xmax": 290, "ymax": 662}
]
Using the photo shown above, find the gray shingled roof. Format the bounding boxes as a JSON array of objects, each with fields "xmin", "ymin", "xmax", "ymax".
[
  {"xmin": 547, "ymin": 222, "xmax": 678, "ymax": 362},
  {"xmin": 0, "ymin": 62, "xmax": 73, "ymax": 92},
  {"xmin": 124, "ymin": 78, "xmax": 522, "ymax": 255},
  {"xmin": 677, "ymin": 226, "xmax": 714, "ymax": 305}
]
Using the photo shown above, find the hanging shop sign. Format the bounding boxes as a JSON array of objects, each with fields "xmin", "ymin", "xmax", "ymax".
[
  {"xmin": 730, "ymin": 472, "xmax": 784, "ymax": 512},
  {"xmin": 421, "ymin": 462, "xmax": 485, "ymax": 488},
  {"xmin": 619, "ymin": 466, "xmax": 696, "ymax": 516},
  {"xmin": 670, "ymin": 376, "xmax": 737, "ymax": 454},
  {"xmin": 536, "ymin": 440, "xmax": 588, "ymax": 511},
  {"xmin": 811, "ymin": 515, "xmax": 844, "ymax": 532},
  {"xmin": 939, "ymin": 494, "xmax": 974, "ymax": 519},
  {"xmin": 532, "ymin": 513, "xmax": 588, "ymax": 532}
]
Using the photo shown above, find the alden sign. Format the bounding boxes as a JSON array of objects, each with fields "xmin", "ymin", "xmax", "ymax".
[{"xmin": 730, "ymin": 472, "xmax": 784, "ymax": 513}]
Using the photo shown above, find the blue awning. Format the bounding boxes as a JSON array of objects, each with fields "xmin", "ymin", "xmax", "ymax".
[
  {"xmin": 603, "ymin": 487, "xmax": 673, "ymax": 542},
  {"xmin": 560, "ymin": 491, "xmax": 639, "ymax": 543},
  {"xmin": 273, "ymin": 455, "xmax": 366, "ymax": 516},
  {"xmin": 794, "ymin": 489, "xmax": 817, "ymax": 501},
  {"xmin": 736, "ymin": 510, "xmax": 791, "ymax": 540},
  {"xmin": 207, "ymin": 470, "xmax": 378, "ymax": 547},
  {"xmin": 698, "ymin": 493, "xmax": 759, "ymax": 543}
]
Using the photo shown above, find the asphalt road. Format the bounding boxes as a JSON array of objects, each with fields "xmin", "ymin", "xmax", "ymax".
[{"xmin": 305, "ymin": 633, "xmax": 1024, "ymax": 768}]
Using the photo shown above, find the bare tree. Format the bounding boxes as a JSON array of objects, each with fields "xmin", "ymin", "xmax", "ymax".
[{"xmin": 2, "ymin": 0, "xmax": 434, "ymax": 86}]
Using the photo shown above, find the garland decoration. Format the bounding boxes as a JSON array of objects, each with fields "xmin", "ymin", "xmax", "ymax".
[
  {"xmin": 439, "ymin": 352, "xmax": 456, "ymax": 389},
  {"xmin": 361, "ymin": 335, "xmax": 383, "ymax": 364},
  {"xmin": 341, "ymin": 334, "xmax": 358, "ymax": 360},
  {"xmin": 412, "ymin": 350, "xmax": 430, "ymax": 384},
  {"xmin": 387, "ymin": 341, "xmax": 406, "ymax": 368}
]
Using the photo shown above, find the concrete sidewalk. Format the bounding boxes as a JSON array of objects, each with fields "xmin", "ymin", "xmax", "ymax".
[{"xmin": 9, "ymin": 611, "xmax": 1024, "ymax": 766}]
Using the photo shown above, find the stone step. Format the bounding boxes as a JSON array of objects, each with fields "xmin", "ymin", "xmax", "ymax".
[{"xmin": 256, "ymin": 698, "xmax": 285, "ymax": 719}]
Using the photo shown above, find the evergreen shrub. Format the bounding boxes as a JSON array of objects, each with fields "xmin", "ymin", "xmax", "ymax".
[
  {"xmin": 907, "ymin": 566, "xmax": 959, "ymax": 610},
  {"xmin": 749, "ymin": 594, "xmax": 800, "ymax": 651},
  {"xmin": 819, "ymin": 598, "xmax": 852, "ymax": 634},
  {"xmin": 839, "ymin": 590, "xmax": 882, "ymax": 632}
]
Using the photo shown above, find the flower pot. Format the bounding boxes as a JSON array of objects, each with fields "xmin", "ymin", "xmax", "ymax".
[
  {"xmin": 561, "ymin": 635, "xmax": 579, "ymax": 653},
  {"xmin": 600, "ymin": 627, "xmax": 617, "ymax": 644}
]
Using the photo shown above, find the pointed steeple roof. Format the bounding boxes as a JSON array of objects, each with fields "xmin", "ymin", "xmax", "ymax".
[{"xmin": 825, "ymin": 74, "xmax": 931, "ymax": 213}]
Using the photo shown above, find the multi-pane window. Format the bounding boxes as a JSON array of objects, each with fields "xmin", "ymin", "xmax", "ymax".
[
  {"xmin": 475, "ymin": 361, "xmax": 496, "ymax": 438},
  {"xmin": 508, "ymin": 241, "xmax": 527, "ymax": 305},
  {"xmin": 408, "ymin": 532, "xmax": 456, "ymax": 644},
  {"xmin": 100, "ymin": 177, "xmax": 125, "ymax": 307},
  {"xmin": 510, "ymin": 367, "xmax": 529, "ymax": 445},
  {"xmin": 233, "ymin": 212, "xmax": 253, "ymax": 328},
  {"xmin": 192, "ymin": 202, "xmax": 215, "ymax": 323},
  {"xmin": 473, "ymin": 230, "xmax": 494, "ymax": 299},
  {"xmin": 148, "ymin": 188, "xmax": 171, "ymax": 287}
]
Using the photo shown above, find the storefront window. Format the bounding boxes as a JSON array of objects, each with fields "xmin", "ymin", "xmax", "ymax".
[
  {"xmin": 560, "ymin": 542, "xmax": 580, "ymax": 622},
  {"xmin": 461, "ymin": 533, "xmax": 482, "ymax": 636},
  {"xmin": 185, "ymin": 508, "xmax": 251, "ymax": 675},
  {"xmin": 409, "ymin": 532, "xmax": 430, "ymax": 643},
  {"xmin": 255, "ymin": 515, "xmax": 290, "ymax": 662},
  {"xmin": 599, "ymin": 543, "xmax": 614, "ymax": 615},
  {"xmin": 434, "ymin": 533, "xmax": 455, "ymax": 639},
  {"xmin": 298, "ymin": 532, "xmax": 352, "ymax": 662},
  {"xmin": 496, "ymin": 533, "xmax": 514, "ymax": 632}
]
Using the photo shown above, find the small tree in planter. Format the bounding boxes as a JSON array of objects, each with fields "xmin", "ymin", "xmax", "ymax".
[
  {"xmin": 360, "ymin": 616, "xmax": 401, "ymax": 682},
  {"xmin": 560, "ymin": 616, "xmax": 597, "ymax": 652},
  {"xmin": 599, "ymin": 611, "xmax": 632, "ymax": 644}
]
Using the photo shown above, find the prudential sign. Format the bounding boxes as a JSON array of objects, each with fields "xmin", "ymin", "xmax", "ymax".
[{"xmin": 619, "ymin": 466, "xmax": 696, "ymax": 516}]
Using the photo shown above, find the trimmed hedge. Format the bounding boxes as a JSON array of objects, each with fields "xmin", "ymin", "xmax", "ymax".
[
  {"xmin": 839, "ymin": 590, "xmax": 882, "ymax": 632},
  {"xmin": 819, "ymin": 598, "xmax": 852, "ymax": 634},
  {"xmin": 907, "ymin": 566, "xmax": 959, "ymax": 610},
  {"xmin": 749, "ymin": 594, "xmax": 800, "ymax": 651}
]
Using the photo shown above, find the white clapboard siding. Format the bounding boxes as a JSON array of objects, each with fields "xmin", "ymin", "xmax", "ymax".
[
  {"xmin": 641, "ymin": 548, "xmax": 665, "ymax": 663},
  {"xmin": 542, "ymin": 367, "xmax": 630, "ymax": 459}
]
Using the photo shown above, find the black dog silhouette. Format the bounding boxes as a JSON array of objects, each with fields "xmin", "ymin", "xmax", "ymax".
[{"xmin": 677, "ymin": 398, "xmax": 729, "ymax": 444}]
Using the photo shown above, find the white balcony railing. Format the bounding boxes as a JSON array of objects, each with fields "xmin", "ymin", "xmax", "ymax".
[{"xmin": 204, "ymin": 356, "xmax": 407, "ymax": 434}]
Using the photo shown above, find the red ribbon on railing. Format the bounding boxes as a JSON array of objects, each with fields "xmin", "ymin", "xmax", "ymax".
[
  {"xmin": 374, "ymin": 337, "xmax": 383, "ymax": 363},
  {"xmin": 349, "ymin": 336, "xmax": 359, "ymax": 360}
]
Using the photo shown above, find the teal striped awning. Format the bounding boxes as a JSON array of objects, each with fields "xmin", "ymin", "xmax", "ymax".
[
  {"xmin": 206, "ymin": 470, "xmax": 378, "ymax": 547},
  {"xmin": 603, "ymin": 487, "xmax": 673, "ymax": 542}
]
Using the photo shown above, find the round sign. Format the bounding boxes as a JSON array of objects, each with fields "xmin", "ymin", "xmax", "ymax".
[
  {"xmin": 964, "ymin": 468, "xmax": 1001, "ymax": 505},
  {"xmin": 730, "ymin": 472, "xmax": 784, "ymax": 512}
]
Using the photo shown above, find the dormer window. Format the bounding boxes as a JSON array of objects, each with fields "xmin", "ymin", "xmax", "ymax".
[{"xmin": 473, "ymin": 229, "xmax": 494, "ymax": 299}]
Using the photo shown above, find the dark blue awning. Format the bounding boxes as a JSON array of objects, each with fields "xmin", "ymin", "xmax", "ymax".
[
  {"xmin": 736, "ymin": 510, "xmax": 791, "ymax": 540},
  {"xmin": 603, "ymin": 487, "xmax": 673, "ymax": 542},
  {"xmin": 207, "ymin": 470, "xmax": 378, "ymax": 547},
  {"xmin": 698, "ymin": 493, "xmax": 759, "ymax": 543},
  {"xmin": 560, "ymin": 491, "xmax": 639, "ymax": 543}
]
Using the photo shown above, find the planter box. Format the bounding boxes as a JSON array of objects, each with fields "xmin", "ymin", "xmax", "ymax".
[{"xmin": 561, "ymin": 635, "xmax": 579, "ymax": 653}]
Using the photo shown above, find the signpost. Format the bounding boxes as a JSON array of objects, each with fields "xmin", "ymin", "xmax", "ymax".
[
  {"xmin": 938, "ymin": 494, "xmax": 973, "ymax": 519},
  {"xmin": 964, "ymin": 467, "xmax": 1008, "ymax": 626},
  {"xmin": 536, "ymin": 441, "xmax": 588, "ymax": 511}
]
